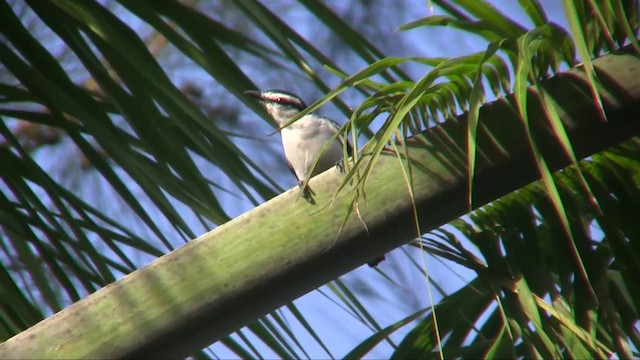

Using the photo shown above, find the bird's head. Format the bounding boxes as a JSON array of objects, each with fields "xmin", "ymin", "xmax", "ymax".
[{"xmin": 244, "ymin": 89, "xmax": 307, "ymax": 126}]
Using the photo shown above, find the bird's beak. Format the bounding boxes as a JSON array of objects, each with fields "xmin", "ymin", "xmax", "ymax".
[{"xmin": 243, "ymin": 90, "xmax": 262, "ymax": 100}]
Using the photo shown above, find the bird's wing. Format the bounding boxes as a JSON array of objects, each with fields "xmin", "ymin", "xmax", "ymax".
[{"xmin": 322, "ymin": 116, "xmax": 353, "ymax": 156}]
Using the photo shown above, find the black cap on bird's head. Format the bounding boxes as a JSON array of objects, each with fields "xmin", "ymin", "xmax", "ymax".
[{"xmin": 244, "ymin": 89, "xmax": 307, "ymax": 111}]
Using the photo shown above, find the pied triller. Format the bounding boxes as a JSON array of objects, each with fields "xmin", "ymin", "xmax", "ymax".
[
  {"xmin": 244, "ymin": 89, "xmax": 351, "ymax": 192},
  {"xmin": 245, "ymin": 89, "xmax": 385, "ymax": 267}
]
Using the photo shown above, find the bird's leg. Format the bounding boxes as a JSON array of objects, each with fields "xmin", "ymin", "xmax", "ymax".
[
  {"xmin": 298, "ymin": 180, "xmax": 316, "ymax": 204},
  {"xmin": 337, "ymin": 140, "xmax": 354, "ymax": 173}
]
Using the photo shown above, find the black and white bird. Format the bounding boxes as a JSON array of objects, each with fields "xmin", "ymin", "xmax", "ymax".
[
  {"xmin": 244, "ymin": 89, "xmax": 350, "ymax": 194},
  {"xmin": 245, "ymin": 89, "xmax": 385, "ymax": 267}
]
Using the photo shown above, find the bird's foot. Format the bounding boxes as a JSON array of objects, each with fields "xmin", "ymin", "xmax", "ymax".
[{"xmin": 298, "ymin": 180, "xmax": 316, "ymax": 204}]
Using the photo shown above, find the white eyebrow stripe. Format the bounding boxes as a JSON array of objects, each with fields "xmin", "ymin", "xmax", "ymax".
[{"xmin": 262, "ymin": 94, "xmax": 303, "ymax": 106}]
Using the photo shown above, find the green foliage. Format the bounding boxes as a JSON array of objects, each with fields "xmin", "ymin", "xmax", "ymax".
[
  {"xmin": 410, "ymin": 139, "xmax": 640, "ymax": 358},
  {"xmin": 1, "ymin": 0, "xmax": 639, "ymax": 358}
]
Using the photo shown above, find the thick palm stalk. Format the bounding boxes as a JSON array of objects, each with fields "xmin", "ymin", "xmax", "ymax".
[{"xmin": 1, "ymin": 47, "xmax": 639, "ymax": 359}]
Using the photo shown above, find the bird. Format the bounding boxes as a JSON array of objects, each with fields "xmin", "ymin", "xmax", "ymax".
[
  {"xmin": 244, "ymin": 89, "xmax": 350, "ymax": 197},
  {"xmin": 245, "ymin": 89, "xmax": 385, "ymax": 267}
]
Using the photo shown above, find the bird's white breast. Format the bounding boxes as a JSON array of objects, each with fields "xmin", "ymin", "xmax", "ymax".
[{"xmin": 281, "ymin": 115, "xmax": 344, "ymax": 182}]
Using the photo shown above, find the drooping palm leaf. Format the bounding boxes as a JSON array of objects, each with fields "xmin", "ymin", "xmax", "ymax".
[{"xmin": 1, "ymin": 0, "xmax": 639, "ymax": 359}]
